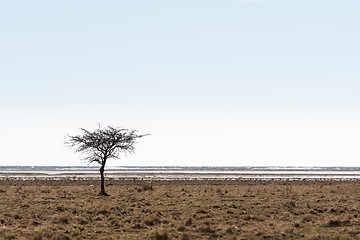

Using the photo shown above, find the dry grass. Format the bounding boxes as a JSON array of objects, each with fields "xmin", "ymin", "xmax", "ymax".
[{"xmin": 0, "ymin": 179, "xmax": 360, "ymax": 239}]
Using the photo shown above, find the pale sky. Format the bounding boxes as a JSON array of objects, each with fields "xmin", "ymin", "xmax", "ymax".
[{"xmin": 1, "ymin": 0, "xmax": 359, "ymax": 167}]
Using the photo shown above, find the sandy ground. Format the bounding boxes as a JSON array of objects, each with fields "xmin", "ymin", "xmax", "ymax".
[{"xmin": 1, "ymin": 179, "xmax": 360, "ymax": 239}]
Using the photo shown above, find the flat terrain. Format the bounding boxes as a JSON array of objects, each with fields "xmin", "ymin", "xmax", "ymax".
[{"xmin": 1, "ymin": 179, "xmax": 360, "ymax": 239}]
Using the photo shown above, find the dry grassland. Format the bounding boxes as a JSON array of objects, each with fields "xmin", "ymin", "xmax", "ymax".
[{"xmin": 1, "ymin": 180, "xmax": 360, "ymax": 239}]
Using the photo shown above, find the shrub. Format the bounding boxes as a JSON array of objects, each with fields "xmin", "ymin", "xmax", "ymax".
[
  {"xmin": 326, "ymin": 219, "xmax": 350, "ymax": 227},
  {"xmin": 185, "ymin": 217, "xmax": 192, "ymax": 226},
  {"xmin": 98, "ymin": 205, "xmax": 110, "ymax": 215},
  {"xmin": 32, "ymin": 232, "xmax": 43, "ymax": 240},
  {"xmin": 150, "ymin": 230, "xmax": 169, "ymax": 240},
  {"xmin": 144, "ymin": 215, "xmax": 161, "ymax": 226},
  {"xmin": 56, "ymin": 215, "xmax": 71, "ymax": 224},
  {"xmin": 198, "ymin": 225, "xmax": 215, "ymax": 234}
]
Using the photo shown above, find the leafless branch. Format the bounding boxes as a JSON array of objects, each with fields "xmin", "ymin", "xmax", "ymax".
[{"xmin": 66, "ymin": 125, "xmax": 149, "ymax": 166}]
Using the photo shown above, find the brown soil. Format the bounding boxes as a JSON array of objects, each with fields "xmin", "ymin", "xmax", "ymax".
[{"xmin": 1, "ymin": 179, "xmax": 360, "ymax": 239}]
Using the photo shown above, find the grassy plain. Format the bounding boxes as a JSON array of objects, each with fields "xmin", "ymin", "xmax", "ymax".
[{"xmin": 1, "ymin": 179, "xmax": 360, "ymax": 239}]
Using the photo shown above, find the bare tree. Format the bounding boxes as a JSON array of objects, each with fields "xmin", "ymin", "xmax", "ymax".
[{"xmin": 66, "ymin": 125, "xmax": 148, "ymax": 195}]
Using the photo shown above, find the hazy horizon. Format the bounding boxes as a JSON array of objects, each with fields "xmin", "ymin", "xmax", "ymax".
[{"xmin": 3, "ymin": 165, "xmax": 360, "ymax": 168}]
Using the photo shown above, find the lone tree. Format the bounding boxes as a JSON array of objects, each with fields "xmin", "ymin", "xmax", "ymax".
[{"xmin": 66, "ymin": 125, "xmax": 148, "ymax": 195}]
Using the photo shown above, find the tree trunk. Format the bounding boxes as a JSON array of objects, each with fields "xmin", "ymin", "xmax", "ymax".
[{"xmin": 99, "ymin": 165, "xmax": 108, "ymax": 196}]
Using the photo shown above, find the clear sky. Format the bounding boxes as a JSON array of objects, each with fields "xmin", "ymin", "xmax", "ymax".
[{"xmin": 1, "ymin": 0, "xmax": 359, "ymax": 167}]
